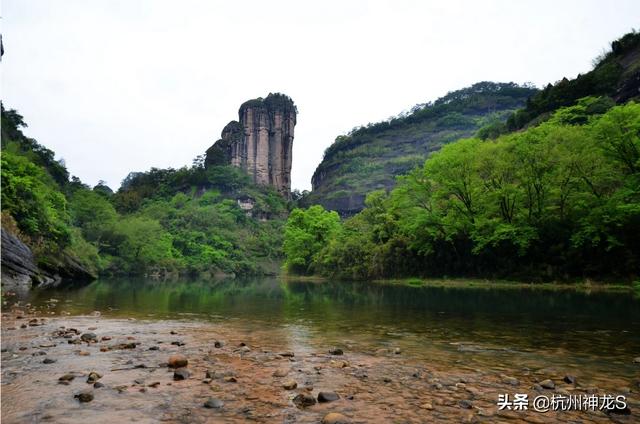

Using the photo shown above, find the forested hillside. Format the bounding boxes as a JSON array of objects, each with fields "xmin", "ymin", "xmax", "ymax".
[
  {"xmin": 307, "ymin": 82, "xmax": 538, "ymax": 215},
  {"xmin": 506, "ymin": 31, "xmax": 640, "ymax": 131},
  {"xmin": 286, "ymin": 99, "xmax": 640, "ymax": 281},
  {"xmin": 1, "ymin": 107, "xmax": 288, "ymax": 287}
]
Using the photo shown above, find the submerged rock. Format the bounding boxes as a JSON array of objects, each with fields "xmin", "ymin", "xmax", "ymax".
[
  {"xmin": 329, "ymin": 348, "xmax": 344, "ymax": 355},
  {"xmin": 563, "ymin": 375, "xmax": 577, "ymax": 385}
]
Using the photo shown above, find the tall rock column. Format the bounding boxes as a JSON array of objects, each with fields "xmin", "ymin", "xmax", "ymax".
[{"xmin": 205, "ymin": 93, "xmax": 297, "ymax": 197}]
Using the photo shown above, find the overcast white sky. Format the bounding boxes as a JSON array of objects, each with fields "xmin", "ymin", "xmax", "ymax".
[{"xmin": 2, "ymin": 1, "xmax": 639, "ymax": 191}]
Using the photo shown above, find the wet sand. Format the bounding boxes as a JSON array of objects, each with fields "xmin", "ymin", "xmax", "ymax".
[{"xmin": 1, "ymin": 305, "xmax": 637, "ymax": 423}]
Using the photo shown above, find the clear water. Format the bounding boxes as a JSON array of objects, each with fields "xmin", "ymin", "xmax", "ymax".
[{"xmin": 24, "ymin": 277, "xmax": 640, "ymax": 383}]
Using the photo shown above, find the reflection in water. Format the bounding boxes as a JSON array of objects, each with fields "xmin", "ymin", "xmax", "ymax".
[{"xmin": 26, "ymin": 277, "xmax": 640, "ymax": 384}]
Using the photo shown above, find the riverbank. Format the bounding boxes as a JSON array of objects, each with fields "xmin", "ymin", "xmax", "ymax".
[
  {"xmin": 1, "ymin": 302, "xmax": 637, "ymax": 423},
  {"xmin": 283, "ymin": 274, "xmax": 639, "ymax": 294}
]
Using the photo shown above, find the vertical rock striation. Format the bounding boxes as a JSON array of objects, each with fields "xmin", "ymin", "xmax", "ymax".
[{"xmin": 205, "ymin": 93, "xmax": 296, "ymax": 197}]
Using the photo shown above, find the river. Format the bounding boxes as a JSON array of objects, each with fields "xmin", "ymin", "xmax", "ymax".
[{"xmin": 2, "ymin": 278, "xmax": 638, "ymax": 423}]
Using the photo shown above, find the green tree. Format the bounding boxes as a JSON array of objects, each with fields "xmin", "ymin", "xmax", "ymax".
[{"xmin": 283, "ymin": 205, "xmax": 342, "ymax": 274}]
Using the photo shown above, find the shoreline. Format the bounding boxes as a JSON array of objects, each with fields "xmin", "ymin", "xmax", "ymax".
[{"xmin": 282, "ymin": 274, "xmax": 638, "ymax": 294}]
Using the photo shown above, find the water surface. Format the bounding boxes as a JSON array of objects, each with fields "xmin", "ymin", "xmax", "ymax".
[{"xmin": 25, "ymin": 277, "xmax": 640, "ymax": 387}]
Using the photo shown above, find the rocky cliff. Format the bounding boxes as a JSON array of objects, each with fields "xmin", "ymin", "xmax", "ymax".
[
  {"xmin": 1, "ymin": 228, "xmax": 95, "ymax": 294},
  {"xmin": 205, "ymin": 93, "xmax": 296, "ymax": 197}
]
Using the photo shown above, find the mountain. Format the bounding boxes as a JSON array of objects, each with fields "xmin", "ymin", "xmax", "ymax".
[
  {"xmin": 506, "ymin": 31, "xmax": 640, "ymax": 130},
  {"xmin": 307, "ymin": 82, "xmax": 538, "ymax": 216}
]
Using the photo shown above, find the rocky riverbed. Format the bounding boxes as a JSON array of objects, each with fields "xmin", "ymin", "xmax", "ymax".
[{"xmin": 1, "ymin": 303, "xmax": 637, "ymax": 423}]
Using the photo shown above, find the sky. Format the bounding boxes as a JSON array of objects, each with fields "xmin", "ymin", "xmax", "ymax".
[{"xmin": 2, "ymin": 0, "xmax": 639, "ymax": 191}]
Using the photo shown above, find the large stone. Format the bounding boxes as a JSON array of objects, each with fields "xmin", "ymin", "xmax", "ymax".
[{"xmin": 167, "ymin": 354, "xmax": 188, "ymax": 369}]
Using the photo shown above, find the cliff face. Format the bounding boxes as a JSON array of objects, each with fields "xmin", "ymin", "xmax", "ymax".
[{"xmin": 205, "ymin": 93, "xmax": 296, "ymax": 197}]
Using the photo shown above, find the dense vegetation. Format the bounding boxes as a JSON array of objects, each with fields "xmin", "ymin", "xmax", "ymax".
[
  {"xmin": 286, "ymin": 99, "xmax": 640, "ymax": 281},
  {"xmin": 505, "ymin": 31, "xmax": 640, "ymax": 131},
  {"xmin": 1, "ymin": 106, "xmax": 288, "ymax": 278},
  {"xmin": 307, "ymin": 82, "xmax": 538, "ymax": 215}
]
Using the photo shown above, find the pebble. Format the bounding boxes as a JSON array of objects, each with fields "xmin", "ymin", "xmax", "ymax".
[
  {"xmin": 204, "ymin": 398, "xmax": 224, "ymax": 409},
  {"xmin": 93, "ymin": 382, "xmax": 105, "ymax": 388},
  {"xmin": 459, "ymin": 399, "xmax": 473, "ymax": 409},
  {"xmin": 540, "ymin": 379, "xmax": 555, "ymax": 389},
  {"xmin": 224, "ymin": 376, "xmax": 237, "ymax": 383},
  {"xmin": 214, "ymin": 340, "xmax": 225, "ymax": 348},
  {"xmin": 419, "ymin": 402, "xmax": 434, "ymax": 410},
  {"xmin": 293, "ymin": 393, "xmax": 316, "ymax": 408},
  {"xmin": 502, "ymin": 376, "xmax": 519, "ymax": 386},
  {"xmin": 58, "ymin": 374, "xmax": 75, "ymax": 384},
  {"xmin": 563, "ymin": 375, "xmax": 577, "ymax": 385},
  {"xmin": 86, "ymin": 372, "xmax": 102, "ymax": 384},
  {"xmin": 273, "ymin": 369, "xmax": 289, "ymax": 377},
  {"xmin": 80, "ymin": 333, "xmax": 97, "ymax": 342},
  {"xmin": 148, "ymin": 346, "xmax": 159, "ymax": 351},
  {"xmin": 283, "ymin": 380, "xmax": 297, "ymax": 390},
  {"xmin": 322, "ymin": 412, "xmax": 350, "ymax": 424},
  {"xmin": 74, "ymin": 390, "xmax": 94, "ymax": 402},
  {"xmin": 167, "ymin": 354, "xmax": 188, "ymax": 368},
  {"xmin": 278, "ymin": 351, "xmax": 295, "ymax": 357},
  {"xmin": 318, "ymin": 391, "xmax": 340, "ymax": 402},
  {"xmin": 43, "ymin": 358, "xmax": 56, "ymax": 364},
  {"xmin": 329, "ymin": 348, "xmax": 344, "ymax": 355}
]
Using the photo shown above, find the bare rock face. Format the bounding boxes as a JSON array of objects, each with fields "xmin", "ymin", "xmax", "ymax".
[{"xmin": 205, "ymin": 93, "xmax": 296, "ymax": 197}]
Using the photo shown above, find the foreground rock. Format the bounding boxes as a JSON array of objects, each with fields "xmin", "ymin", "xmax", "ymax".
[{"xmin": 167, "ymin": 354, "xmax": 188, "ymax": 368}]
